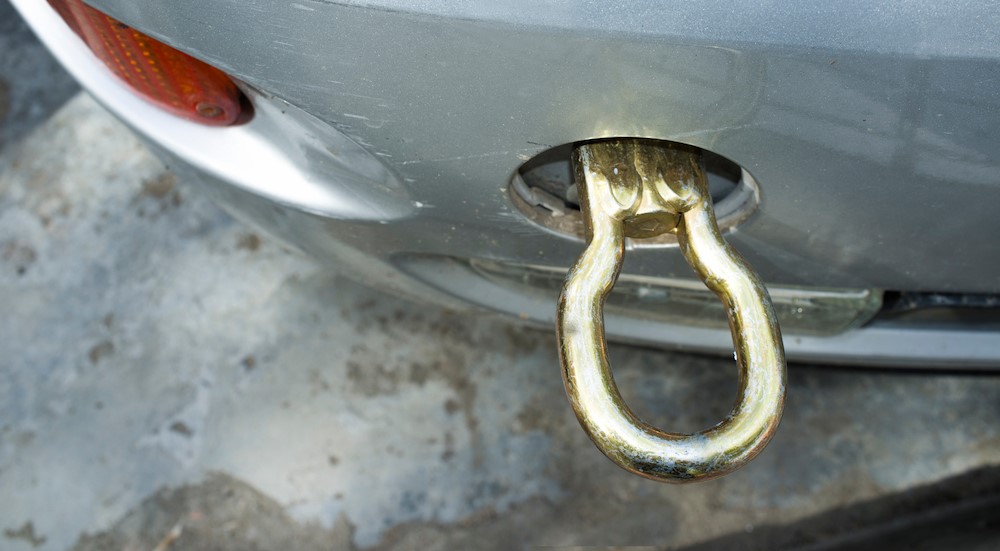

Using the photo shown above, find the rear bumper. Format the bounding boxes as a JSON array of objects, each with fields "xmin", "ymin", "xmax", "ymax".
[{"xmin": 14, "ymin": 0, "xmax": 1000, "ymax": 367}]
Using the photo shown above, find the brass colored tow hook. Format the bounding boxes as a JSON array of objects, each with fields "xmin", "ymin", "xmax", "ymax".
[{"xmin": 557, "ymin": 140, "xmax": 786, "ymax": 482}]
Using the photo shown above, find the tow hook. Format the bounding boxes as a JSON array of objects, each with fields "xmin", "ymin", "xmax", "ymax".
[{"xmin": 557, "ymin": 139, "xmax": 786, "ymax": 482}]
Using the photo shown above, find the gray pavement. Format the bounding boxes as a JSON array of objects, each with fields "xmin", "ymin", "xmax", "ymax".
[{"xmin": 1, "ymin": 93, "xmax": 999, "ymax": 550}]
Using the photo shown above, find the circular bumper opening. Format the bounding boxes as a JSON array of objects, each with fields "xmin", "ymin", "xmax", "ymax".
[{"xmin": 509, "ymin": 140, "xmax": 760, "ymax": 246}]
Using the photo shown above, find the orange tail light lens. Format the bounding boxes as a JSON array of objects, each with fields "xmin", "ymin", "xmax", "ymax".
[{"xmin": 48, "ymin": 0, "xmax": 245, "ymax": 126}]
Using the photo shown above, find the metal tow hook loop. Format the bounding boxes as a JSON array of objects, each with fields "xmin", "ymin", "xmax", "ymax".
[{"xmin": 557, "ymin": 139, "xmax": 786, "ymax": 482}]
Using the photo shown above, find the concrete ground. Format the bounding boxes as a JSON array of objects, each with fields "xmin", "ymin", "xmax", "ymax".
[{"xmin": 2, "ymin": 6, "xmax": 1000, "ymax": 550}]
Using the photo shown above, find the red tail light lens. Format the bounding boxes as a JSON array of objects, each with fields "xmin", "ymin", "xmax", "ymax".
[{"xmin": 48, "ymin": 0, "xmax": 245, "ymax": 126}]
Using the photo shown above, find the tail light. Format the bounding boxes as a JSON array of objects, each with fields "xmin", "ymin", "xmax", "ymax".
[{"xmin": 48, "ymin": 0, "xmax": 246, "ymax": 126}]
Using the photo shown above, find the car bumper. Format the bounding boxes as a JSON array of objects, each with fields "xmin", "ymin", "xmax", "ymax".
[{"xmin": 14, "ymin": 0, "xmax": 1000, "ymax": 367}]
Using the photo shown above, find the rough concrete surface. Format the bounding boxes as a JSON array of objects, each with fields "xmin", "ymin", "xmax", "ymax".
[{"xmin": 2, "ymin": 94, "xmax": 1000, "ymax": 550}]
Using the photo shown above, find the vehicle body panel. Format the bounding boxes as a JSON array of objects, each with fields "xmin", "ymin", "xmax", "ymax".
[{"xmin": 15, "ymin": 0, "xmax": 1000, "ymax": 365}]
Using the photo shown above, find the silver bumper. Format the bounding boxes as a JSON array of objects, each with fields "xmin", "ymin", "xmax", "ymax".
[{"xmin": 14, "ymin": 0, "xmax": 1000, "ymax": 367}]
